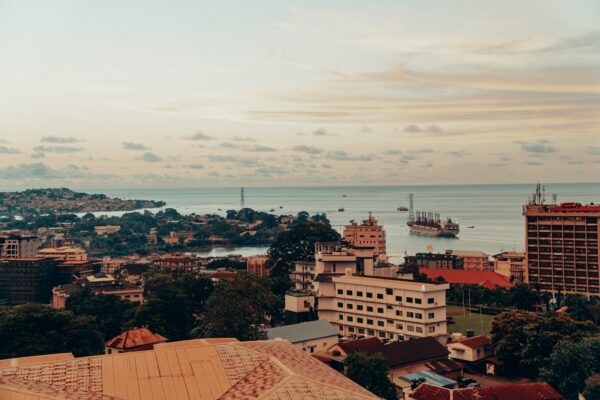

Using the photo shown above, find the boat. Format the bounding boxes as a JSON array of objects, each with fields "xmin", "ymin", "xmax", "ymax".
[
  {"xmin": 406, "ymin": 194, "xmax": 459, "ymax": 237},
  {"xmin": 342, "ymin": 194, "xmax": 347, "ymax": 198},
  {"xmin": 468, "ymin": 226, "xmax": 474, "ymax": 229},
  {"xmin": 338, "ymin": 207, "xmax": 345, "ymax": 212},
  {"xmin": 397, "ymin": 206, "xmax": 408, "ymax": 211},
  {"xmin": 270, "ymin": 208, "xmax": 275, "ymax": 212}
]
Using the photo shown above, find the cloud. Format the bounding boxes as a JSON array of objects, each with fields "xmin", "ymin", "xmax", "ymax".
[
  {"xmin": 359, "ymin": 126, "xmax": 372, "ymax": 134},
  {"xmin": 255, "ymin": 166, "xmax": 289, "ymax": 175},
  {"xmin": 587, "ymin": 147, "xmax": 600, "ymax": 156},
  {"xmin": 292, "ymin": 145, "xmax": 322, "ymax": 155},
  {"xmin": 517, "ymin": 140, "xmax": 556, "ymax": 154},
  {"xmin": 0, "ymin": 163, "xmax": 112, "ymax": 181},
  {"xmin": 325, "ymin": 151, "xmax": 374, "ymax": 161},
  {"xmin": 208, "ymin": 155, "xmax": 261, "ymax": 166},
  {"xmin": 426, "ymin": 125, "xmax": 443, "ymax": 133},
  {"xmin": 403, "ymin": 124, "xmax": 442, "ymax": 133},
  {"xmin": 403, "ymin": 125, "xmax": 421, "ymax": 133},
  {"xmin": 122, "ymin": 142, "xmax": 150, "ymax": 151},
  {"xmin": 187, "ymin": 163, "xmax": 204, "ymax": 169},
  {"xmin": 312, "ymin": 128, "xmax": 334, "ymax": 136},
  {"xmin": 40, "ymin": 136, "xmax": 80, "ymax": 143},
  {"xmin": 321, "ymin": 163, "xmax": 332, "ymax": 169},
  {"xmin": 488, "ymin": 163, "xmax": 507, "ymax": 167},
  {"xmin": 137, "ymin": 152, "xmax": 163, "ymax": 162},
  {"xmin": 185, "ymin": 131, "xmax": 215, "ymax": 141},
  {"xmin": 231, "ymin": 136, "xmax": 255, "ymax": 142},
  {"xmin": 526, "ymin": 161, "xmax": 544, "ymax": 166},
  {"xmin": 383, "ymin": 149, "xmax": 402, "ymax": 155},
  {"xmin": 33, "ymin": 145, "xmax": 84, "ymax": 153},
  {"xmin": 244, "ymin": 145, "xmax": 276, "ymax": 152},
  {"xmin": 30, "ymin": 152, "xmax": 45, "ymax": 159},
  {"xmin": 447, "ymin": 150, "xmax": 470, "ymax": 158},
  {"xmin": 219, "ymin": 142, "xmax": 239, "ymax": 148},
  {"xmin": 0, "ymin": 146, "xmax": 21, "ymax": 154},
  {"xmin": 568, "ymin": 160, "xmax": 585, "ymax": 165}
]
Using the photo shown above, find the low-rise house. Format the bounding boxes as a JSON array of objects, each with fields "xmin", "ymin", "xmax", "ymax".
[
  {"xmin": 247, "ymin": 255, "xmax": 270, "ymax": 277},
  {"xmin": 445, "ymin": 250, "xmax": 490, "ymax": 270},
  {"xmin": 37, "ymin": 246, "xmax": 88, "ymax": 262},
  {"xmin": 94, "ymin": 225, "xmax": 121, "ymax": 235},
  {"xmin": 266, "ymin": 320, "xmax": 339, "ymax": 354},
  {"xmin": 410, "ymin": 382, "xmax": 563, "ymax": 400},
  {"xmin": 447, "ymin": 336, "xmax": 492, "ymax": 363},
  {"xmin": 419, "ymin": 268, "xmax": 512, "ymax": 289},
  {"xmin": 104, "ymin": 327, "xmax": 167, "ymax": 354},
  {"xmin": 52, "ymin": 273, "xmax": 143, "ymax": 308}
]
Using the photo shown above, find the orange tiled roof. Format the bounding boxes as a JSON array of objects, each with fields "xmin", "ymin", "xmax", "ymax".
[
  {"xmin": 0, "ymin": 339, "xmax": 379, "ymax": 400},
  {"xmin": 105, "ymin": 328, "xmax": 168, "ymax": 350}
]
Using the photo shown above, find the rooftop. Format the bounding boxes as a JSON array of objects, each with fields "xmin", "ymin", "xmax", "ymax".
[
  {"xmin": 105, "ymin": 328, "xmax": 167, "ymax": 350},
  {"xmin": 419, "ymin": 268, "xmax": 512, "ymax": 289},
  {"xmin": 411, "ymin": 382, "xmax": 563, "ymax": 400},
  {"xmin": 0, "ymin": 339, "xmax": 379, "ymax": 400},
  {"xmin": 450, "ymin": 336, "xmax": 490, "ymax": 349},
  {"xmin": 266, "ymin": 320, "xmax": 338, "ymax": 344}
]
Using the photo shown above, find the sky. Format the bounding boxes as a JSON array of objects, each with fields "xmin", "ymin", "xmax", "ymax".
[{"xmin": 0, "ymin": 0, "xmax": 599, "ymax": 189}]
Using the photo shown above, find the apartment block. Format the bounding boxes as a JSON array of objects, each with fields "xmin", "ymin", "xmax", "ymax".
[
  {"xmin": 0, "ymin": 258, "xmax": 60, "ymax": 304},
  {"xmin": 524, "ymin": 201, "xmax": 599, "ymax": 296},
  {"xmin": 493, "ymin": 251, "xmax": 525, "ymax": 284},
  {"xmin": 343, "ymin": 213, "xmax": 387, "ymax": 257},
  {"xmin": 315, "ymin": 270, "xmax": 448, "ymax": 341},
  {"xmin": 246, "ymin": 255, "xmax": 270, "ymax": 277},
  {"xmin": 0, "ymin": 231, "xmax": 37, "ymax": 259}
]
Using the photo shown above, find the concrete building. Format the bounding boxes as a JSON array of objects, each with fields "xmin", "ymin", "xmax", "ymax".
[
  {"xmin": 290, "ymin": 260, "xmax": 315, "ymax": 291},
  {"xmin": 0, "ymin": 338, "xmax": 380, "ymax": 400},
  {"xmin": 246, "ymin": 255, "xmax": 270, "ymax": 277},
  {"xmin": 0, "ymin": 258, "xmax": 60, "ymax": 304},
  {"xmin": 94, "ymin": 225, "xmax": 121, "ymax": 235},
  {"xmin": 315, "ymin": 270, "xmax": 449, "ymax": 341},
  {"xmin": 152, "ymin": 253, "xmax": 199, "ymax": 277},
  {"xmin": 37, "ymin": 246, "xmax": 88, "ymax": 262},
  {"xmin": 52, "ymin": 273, "xmax": 143, "ymax": 308},
  {"xmin": 104, "ymin": 327, "xmax": 167, "ymax": 354},
  {"xmin": 405, "ymin": 252, "xmax": 464, "ymax": 270},
  {"xmin": 493, "ymin": 251, "xmax": 526, "ymax": 284},
  {"xmin": 343, "ymin": 213, "xmax": 387, "ymax": 258},
  {"xmin": 266, "ymin": 320, "xmax": 339, "ymax": 354},
  {"xmin": 524, "ymin": 199, "xmax": 599, "ymax": 296},
  {"xmin": 284, "ymin": 290, "xmax": 316, "ymax": 324},
  {"xmin": 0, "ymin": 231, "xmax": 37, "ymax": 259},
  {"xmin": 445, "ymin": 250, "xmax": 490, "ymax": 270}
]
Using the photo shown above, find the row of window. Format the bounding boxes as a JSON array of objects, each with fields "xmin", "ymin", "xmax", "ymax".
[
  {"xmin": 338, "ymin": 324, "xmax": 436, "ymax": 336},
  {"xmin": 335, "ymin": 288, "xmax": 435, "ymax": 304}
]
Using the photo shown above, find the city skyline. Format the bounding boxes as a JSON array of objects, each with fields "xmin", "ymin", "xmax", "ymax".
[{"xmin": 1, "ymin": 0, "xmax": 599, "ymax": 188}]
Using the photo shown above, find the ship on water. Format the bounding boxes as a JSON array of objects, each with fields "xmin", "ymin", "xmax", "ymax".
[{"xmin": 406, "ymin": 194, "xmax": 460, "ymax": 237}]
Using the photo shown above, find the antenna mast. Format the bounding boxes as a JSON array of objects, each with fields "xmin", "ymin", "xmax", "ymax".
[
  {"xmin": 409, "ymin": 193, "xmax": 414, "ymax": 221},
  {"xmin": 240, "ymin": 187, "xmax": 245, "ymax": 210}
]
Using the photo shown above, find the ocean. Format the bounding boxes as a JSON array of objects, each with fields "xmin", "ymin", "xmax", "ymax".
[{"xmin": 81, "ymin": 183, "xmax": 600, "ymax": 262}]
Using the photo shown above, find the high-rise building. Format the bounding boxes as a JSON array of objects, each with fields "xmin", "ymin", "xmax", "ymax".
[
  {"xmin": 0, "ymin": 231, "xmax": 37, "ymax": 259},
  {"xmin": 343, "ymin": 213, "xmax": 387, "ymax": 258},
  {"xmin": 0, "ymin": 258, "xmax": 60, "ymax": 304},
  {"xmin": 524, "ymin": 191, "xmax": 599, "ymax": 296}
]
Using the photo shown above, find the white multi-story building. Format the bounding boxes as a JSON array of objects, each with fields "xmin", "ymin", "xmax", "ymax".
[
  {"xmin": 343, "ymin": 213, "xmax": 387, "ymax": 258},
  {"xmin": 315, "ymin": 270, "xmax": 449, "ymax": 341}
]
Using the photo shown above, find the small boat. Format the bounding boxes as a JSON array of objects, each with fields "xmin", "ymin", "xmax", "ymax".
[
  {"xmin": 338, "ymin": 207, "xmax": 345, "ymax": 212},
  {"xmin": 270, "ymin": 208, "xmax": 275, "ymax": 212},
  {"xmin": 397, "ymin": 206, "xmax": 408, "ymax": 211},
  {"xmin": 279, "ymin": 206, "xmax": 283, "ymax": 209},
  {"xmin": 342, "ymin": 194, "xmax": 347, "ymax": 198},
  {"xmin": 468, "ymin": 226, "xmax": 475, "ymax": 229}
]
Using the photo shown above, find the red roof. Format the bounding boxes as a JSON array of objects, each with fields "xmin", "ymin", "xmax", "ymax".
[
  {"xmin": 452, "ymin": 336, "xmax": 490, "ymax": 349},
  {"xmin": 338, "ymin": 337, "xmax": 384, "ymax": 355},
  {"xmin": 419, "ymin": 268, "xmax": 512, "ymax": 289},
  {"xmin": 410, "ymin": 383, "xmax": 562, "ymax": 400},
  {"xmin": 105, "ymin": 328, "xmax": 167, "ymax": 350}
]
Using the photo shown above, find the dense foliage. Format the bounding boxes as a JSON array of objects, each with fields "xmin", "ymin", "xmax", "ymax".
[
  {"xmin": 0, "ymin": 304, "xmax": 104, "ymax": 358},
  {"xmin": 345, "ymin": 352, "xmax": 397, "ymax": 400},
  {"xmin": 447, "ymin": 283, "xmax": 541, "ymax": 311}
]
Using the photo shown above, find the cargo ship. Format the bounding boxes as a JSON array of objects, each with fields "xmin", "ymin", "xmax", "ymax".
[{"xmin": 406, "ymin": 194, "xmax": 459, "ymax": 237}]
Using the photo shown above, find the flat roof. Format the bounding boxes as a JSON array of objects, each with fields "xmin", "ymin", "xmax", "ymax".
[{"xmin": 266, "ymin": 320, "xmax": 339, "ymax": 343}]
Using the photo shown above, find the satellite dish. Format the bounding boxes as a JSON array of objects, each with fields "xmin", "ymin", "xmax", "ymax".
[{"xmin": 426, "ymin": 245, "xmax": 434, "ymax": 253}]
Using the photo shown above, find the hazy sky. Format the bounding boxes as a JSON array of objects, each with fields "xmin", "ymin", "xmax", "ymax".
[{"xmin": 1, "ymin": 0, "xmax": 599, "ymax": 189}]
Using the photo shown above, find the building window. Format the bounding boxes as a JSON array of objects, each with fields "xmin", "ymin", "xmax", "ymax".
[
  {"xmin": 396, "ymin": 323, "xmax": 403, "ymax": 330},
  {"xmin": 396, "ymin": 310, "xmax": 403, "ymax": 317},
  {"xmin": 337, "ymin": 289, "xmax": 343, "ymax": 295},
  {"xmin": 407, "ymin": 325, "xmax": 415, "ymax": 332},
  {"xmin": 396, "ymin": 296, "xmax": 403, "ymax": 302},
  {"xmin": 415, "ymin": 313, "xmax": 423, "ymax": 319},
  {"xmin": 367, "ymin": 319, "xmax": 374, "ymax": 325},
  {"xmin": 428, "ymin": 298, "xmax": 435, "ymax": 304},
  {"xmin": 428, "ymin": 326, "xmax": 435, "ymax": 333},
  {"xmin": 337, "ymin": 302, "xmax": 343, "ymax": 308},
  {"xmin": 377, "ymin": 307, "xmax": 384, "ymax": 313},
  {"xmin": 377, "ymin": 321, "xmax": 384, "ymax": 327},
  {"xmin": 416, "ymin": 327, "xmax": 423, "ymax": 333},
  {"xmin": 367, "ymin": 306, "xmax": 373, "ymax": 312},
  {"xmin": 407, "ymin": 312, "xmax": 414, "ymax": 318},
  {"xmin": 428, "ymin": 312, "xmax": 435, "ymax": 319},
  {"xmin": 357, "ymin": 304, "xmax": 364, "ymax": 311},
  {"xmin": 358, "ymin": 328, "xmax": 365, "ymax": 334},
  {"xmin": 376, "ymin": 293, "xmax": 384, "ymax": 299},
  {"xmin": 378, "ymin": 331, "xmax": 386, "ymax": 338},
  {"xmin": 386, "ymin": 288, "xmax": 393, "ymax": 295},
  {"xmin": 347, "ymin": 304, "xmax": 353, "ymax": 309},
  {"xmin": 366, "ymin": 292, "xmax": 373, "ymax": 298},
  {"xmin": 386, "ymin": 304, "xmax": 393, "ymax": 310},
  {"xmin": 346, "ymin": 290, "xmax": 353, "ymax": 296},
  {"xmin": 368, "ymin": 329, "xmax": 375, "ymax": 335},
  {"xmin": 338, "ymin": 314, "xmax": 343, "ymax": 320},
  {"xmin": 357, "ymin": 317, "xmax": 363, "ymax": 323},
  {"xmin": 357, "ymin": 291, "xmax": 363, "ymax": 297},
  {"xmin": 415, "ymin": 298, "xmax": 422, "ymax": 304},
  {"xmin": 347, "ymin": 316, "xmax": 353, "ymax": 322},
  {"xmin": 348, "ymin": 327, "xmax": 355, "ymax": 333},
  {"xmin": 406, "ymin": 297, "xmax": 414, "ymax": 303},
  {"xmin": 338, "ymin": 326, "xmax": 343, "ymax": 331}
]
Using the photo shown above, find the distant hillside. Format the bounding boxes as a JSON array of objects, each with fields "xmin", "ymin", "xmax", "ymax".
[{"xmin": 0, "ymin": 188, "xmax": 166, "ymax": 216}]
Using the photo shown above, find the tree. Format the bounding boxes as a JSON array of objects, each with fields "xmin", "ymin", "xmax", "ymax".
[
  {"xmin": 267, "ymin": 221, "xmax": 340, "ymax": 278},
  {"xmin": 345, "ymin": 352, "xmax": 397, "ymax": 400},
  {"xmin": 66, "ymin": 289, "xmax": 138, "ymax": 340},
  {"xmin": 136, "ymin": 274, "xmax": 194, "ymax": 341},
  {"xmin": 539, "ymin": 337, "xmax": 600, "ymax": 399},
  {"xmin": 507, "ymin": 284, "xmax": 540, "ymax": 311},
  {"xmin": 201, "ymin": 273, "xmax": 278, "ymax": 341},
  {"xmin": 0, "ymin": 304, "xmax": 104, "ymax": 358},
  {"xmin": 584, "ymin": 374, "xmax": 600, "ymax": 400}
]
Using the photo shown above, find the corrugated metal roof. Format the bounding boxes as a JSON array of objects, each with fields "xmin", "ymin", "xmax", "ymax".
[
  {"xmin": 399, "ymin": 371, "xmax": 456, "ymax": 388},
  {"xmin": 266, "ymin": 320, "xmax": 338, "ymax": 343}
]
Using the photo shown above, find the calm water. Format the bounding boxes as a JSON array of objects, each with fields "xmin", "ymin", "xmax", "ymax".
[{"xmin": 80, "ymin": 184, "xmax": 600, "ymax": 262}]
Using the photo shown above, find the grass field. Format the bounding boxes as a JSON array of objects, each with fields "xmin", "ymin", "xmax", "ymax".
[{"xmin": 446, "ymin": 305, "xmax": 495, "ymax": 336}]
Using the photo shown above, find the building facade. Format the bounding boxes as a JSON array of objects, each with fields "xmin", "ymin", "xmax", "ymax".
[
  {"xmin": 246, "ymin": 255, "xmax": 270, "ymax": 277},
  {"xmin": 524, "ymin": 202, "xmax": 599, "ymax": 296},
  {"xmin": 52, "ymin": 273, "xmax": 144, "ymax": 308},
  {"xmin": 404, "ymin": 252, "xmax": 464, "ymax": 270},
  {"xmin": 445, "ymin": 250, "xmax": 490, "ymax": 270},
  {"xmin": 37, "ymin": 246, "xmax": 88, "ymax": 262},
  {"xmin": 493, "ymin": 251, "xmax": 526, "ymax": 284},
  {"xmin": 316, "ymin": 270, "xmax": 449, "ymax": 341},
  {"xmin": 343, "ymin": 213, "xmax": 387, "ymax": 258},
  {"xmin": 0, "ymin": 258, "xmax": 60, "ymax": 304},
  {"xmin": 0, "ymin": 231, "xmax": 37, "ymax": 259}
]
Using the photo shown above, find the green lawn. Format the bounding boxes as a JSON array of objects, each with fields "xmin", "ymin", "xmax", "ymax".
[{"xmin": 446, "ymin": 305, "xmax": 495, "ymax": 336}]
